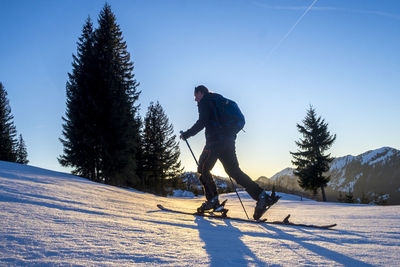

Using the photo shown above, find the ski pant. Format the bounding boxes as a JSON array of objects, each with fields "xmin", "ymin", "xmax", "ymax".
[{"xmin": 197, "ymin": 138, "xmax": 263, "ymax": 201}]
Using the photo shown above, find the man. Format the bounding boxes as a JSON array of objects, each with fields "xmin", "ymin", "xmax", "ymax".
[{"xmin": 180, "ymin": 85, "xmax": 277, "ymax": 220}]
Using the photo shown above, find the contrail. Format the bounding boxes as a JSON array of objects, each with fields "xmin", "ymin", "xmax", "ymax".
[{"xmin": 266, "ymin": 0, "xmax": 319, "ymax": 59}]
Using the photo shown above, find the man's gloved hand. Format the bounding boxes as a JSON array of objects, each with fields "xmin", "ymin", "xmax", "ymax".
[{"xmin": 180, "ymin": 130, "xmax": 187, "ymax": 140}]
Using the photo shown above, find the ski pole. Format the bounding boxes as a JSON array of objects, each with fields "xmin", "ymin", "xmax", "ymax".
[
  {"xmin": 180, "ymin": 131, "xmax": 250, "ymax": 220},
  {"xmin": 227, "ymin": 176, "xmax": 250, "ymax": 220},
  {"xmin": 180, "ymin": 131, "xmax": 199, "ymax": 166}
]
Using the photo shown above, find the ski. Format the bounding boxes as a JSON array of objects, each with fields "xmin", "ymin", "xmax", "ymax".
[{"xmin": 157, "ymin": 204, "xmax": 337, "ymax": 229}]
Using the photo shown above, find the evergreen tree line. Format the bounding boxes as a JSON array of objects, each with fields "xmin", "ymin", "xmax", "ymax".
[
  {"xmin": 337, "ymin": 190, "xmax": 388, "ymax": 205},
  {"xmin": 0, "ymin": 82, "xmax": 29, "ymax": 164},
  {"xmin": 59, "ymin": 4, "xmax": 182, "ymax": 195}
]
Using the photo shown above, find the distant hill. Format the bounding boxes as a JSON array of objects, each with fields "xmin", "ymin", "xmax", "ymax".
[
  {"xmin": 256, "ymin": 147, "xmax": 400, "ymax": 204},
  {"xmin": 179, "ymin": 172, "xmax": 238, "ymax": 196}
]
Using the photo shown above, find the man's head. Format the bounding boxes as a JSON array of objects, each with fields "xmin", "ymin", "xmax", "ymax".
[{"xmin": 194, "ymin": 85, "xmax": 209, "ymax": 103}]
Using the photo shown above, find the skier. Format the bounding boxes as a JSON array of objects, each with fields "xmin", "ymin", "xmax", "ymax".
[{"xmin": 180, "ymin": 85, "xmax": 277, "ymax": 220}]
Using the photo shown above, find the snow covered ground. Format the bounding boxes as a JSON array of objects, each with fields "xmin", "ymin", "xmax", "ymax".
[{"xmin": 1, "ymin": 161, "xmax": 399, "ymax": 266}]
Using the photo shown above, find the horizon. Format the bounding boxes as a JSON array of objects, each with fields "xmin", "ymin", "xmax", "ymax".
[
  {"xmin": 6, "ymin": 145, "xmax": 397, "ymax": 180},
  {"xmin": 1, "ymin": 0, "xmax": 399, "ymax": 179}
]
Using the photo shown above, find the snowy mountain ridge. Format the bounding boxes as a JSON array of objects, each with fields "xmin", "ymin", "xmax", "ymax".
[
  {"xmin": 270, "ymin": 167, "xmax": 294, "ymax": 181},
  {"xmin": 336, "ymin": 146, "xmax": 394, "ymax": 167},
  {"xmin": 257, "ymin": 147, "xmax": 400, "ymax": 204}
]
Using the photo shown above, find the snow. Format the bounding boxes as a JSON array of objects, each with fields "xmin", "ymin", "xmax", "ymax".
[
  {"xmin": 171, "ymin": 190, "xmax": 196, "ymax": 198},
  {"xmin": 330, "ymin": 155, "xmax": 354, "ymax": 170},
  {"xmin": 328, "ymin": 176, "xmax": 347, "ymax": 190},
  {"xmin": 360, "ymin": 147, "xmax": 391, "ymax": 165},
  {"xmin": 339, "ymin": 173, "xmax": 363, "ymax": 193},
  {"xmin": 270, "ymin": 167, "xmax": 293, "ymax": 180},
  {"xmin": 337, "ymin": 176, "xmax": 346, "ymax": 187},
  {"xmin": 1, "ymin": 161, "xmax": 400, "ymax": 266},
  {"xmin": 368, "ymin": 148, "xmax": 394, "ymax": 166}
]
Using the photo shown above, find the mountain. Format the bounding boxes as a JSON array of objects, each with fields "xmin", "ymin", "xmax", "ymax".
[
  {"xmin": 179, "ymin": 172, "xmax": 237, "ymax": 196},
  {"xmin": 256, "ymin": 147, "xmax": 400, "ymax": 204}
]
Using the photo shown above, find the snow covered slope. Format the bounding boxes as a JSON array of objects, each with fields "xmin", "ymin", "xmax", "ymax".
[{"xmin": 1, "ymin": 161, "xmax": 399, "ymax": 266}]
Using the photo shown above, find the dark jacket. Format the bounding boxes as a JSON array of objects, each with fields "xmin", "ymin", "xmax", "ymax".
[{"xmin": 182, "ymin": 92, "xmax": 229, "ymax": 144}]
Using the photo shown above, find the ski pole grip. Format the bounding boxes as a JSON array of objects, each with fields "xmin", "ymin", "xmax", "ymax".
[{"xmin": 179, "ymin": 130, "xmax": 186, "ymax": 141}]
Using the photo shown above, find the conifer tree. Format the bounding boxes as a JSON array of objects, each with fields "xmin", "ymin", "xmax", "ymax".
[
  {"xmin": 59, "ymin": 17, "xmax": 99, "ymax": 180},
  {"xmin": 344, "ymin": 190, "xmax": 355, "ymax": 203},
  {"xmin": 92, "ymin": 3, "xmax": 141, "ymax": 185},
  {"xmin": 141, "ymin": 102, "xmax": 183, "ymax": 195},
  {"xmin": 360, "ymin": 192, "xmax": 370, "ymax": 204},
  {"xmin": 60, "ymin": 4, "xmax": 141, "ymax": 186},
  {"xmin": 0, "ymin": 82, "xmax": 17, "ymax": 162},
  {"xmin": 16, "ymin": 134, "xmax": 29, "ymax": 164},
  {"xmin": 290, "ymin": 106, "xmax": 336, "ymax": 201}
]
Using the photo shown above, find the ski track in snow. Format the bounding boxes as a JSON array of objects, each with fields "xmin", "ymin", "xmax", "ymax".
[{"xmin": 1, "ymin": 161, "xmax": 399, "ymax": 266}]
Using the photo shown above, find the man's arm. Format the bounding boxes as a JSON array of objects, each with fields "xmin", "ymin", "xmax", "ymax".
[{"xmin": 181, "ymin": 100, "xmax": 209, "ymax": 139}]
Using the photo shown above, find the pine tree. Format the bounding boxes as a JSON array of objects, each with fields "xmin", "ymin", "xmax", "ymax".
[
  {"xmin": 337, "ymin": 192, "xmax": 345, "ymax": 203},
  {"xmin": 59, "ymin": 17, "xmax": 100, "ymax": 180},
  {"xmin": 141, "ymin": 102, "xmax": 183, "ymax": 195},
  {"xmin": 290, "ymin": 106, "xmax": 336, "ymax": 201},
  {"xmin": 60, "ymin": 4, "xmax": 141, "ymax": 186},
  {"xmin": 360, "ymin": 192, "xmax": 370, "ymax": 204},
  {"xmin": 344, "ymin": 189, "xmax": 355, "ymax": 203},
  {"xmin": 0, "ymin": 82, "xmax": 17, "ymax": 162},
  {"xmin": 16, "ymin": 134, "xmax": 29, "ymax": 164},
  {"xmin": 92, "ymin": 3, "xmax": 141, "ymax": 185}
]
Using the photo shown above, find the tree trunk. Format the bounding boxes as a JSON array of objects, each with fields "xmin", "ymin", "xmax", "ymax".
[{"xmin": 321, "ymin": 185, "xmax": 327, "ymax": 202}]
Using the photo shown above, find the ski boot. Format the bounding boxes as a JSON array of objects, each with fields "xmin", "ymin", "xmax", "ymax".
[
  {"xmin": 197, "ymin": 197, "xmax": 228, "ymax": 217},
  {"xmin": 253, "ymin": 188, "xmax": 280, "ymax": 221}
]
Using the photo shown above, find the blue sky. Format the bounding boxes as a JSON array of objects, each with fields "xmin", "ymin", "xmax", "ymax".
[{"xmin": 1, "ymin": 0, "xmax": 399, "ymax": 179}]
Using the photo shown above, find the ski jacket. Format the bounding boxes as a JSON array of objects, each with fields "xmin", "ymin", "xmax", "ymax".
[{"xmin": 182, "ymin": 92, "xmax": 232, "ymax": 144}]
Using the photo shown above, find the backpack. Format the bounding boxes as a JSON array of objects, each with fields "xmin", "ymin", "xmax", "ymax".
[{"xmin": 214, "ymin": 95, "xmax": 245, "ymax": 135}]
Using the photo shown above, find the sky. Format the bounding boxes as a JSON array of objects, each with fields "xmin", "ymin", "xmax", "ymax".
[{"xmin": 1, "ymin": 0, "xmax": 399, "ymax": 179}]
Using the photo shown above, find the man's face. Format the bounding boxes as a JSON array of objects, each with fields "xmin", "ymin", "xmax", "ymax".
[{"xmin": 194, "ymin": 91, "xmax": 204, "ymax": 103}]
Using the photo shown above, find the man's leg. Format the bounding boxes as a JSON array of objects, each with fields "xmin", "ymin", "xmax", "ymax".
[
  {"xmin": 198, "ymin": 146, "xmax": 219, "ymax": 201},
  {"xmin": 219, "ymin": 139, "xmax": 263, "ymax": 201}
]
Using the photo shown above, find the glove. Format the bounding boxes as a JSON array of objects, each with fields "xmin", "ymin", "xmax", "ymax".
[{"xmin": 180, "ymin": 130, "xmax": 188, "ymax": 140}]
